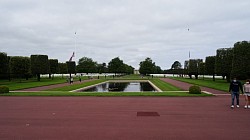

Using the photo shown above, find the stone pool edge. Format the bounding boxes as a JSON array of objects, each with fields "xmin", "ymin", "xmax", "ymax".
[{"xmin": 69, "ymin": 80, "xmax": 162, "ymax": 92}]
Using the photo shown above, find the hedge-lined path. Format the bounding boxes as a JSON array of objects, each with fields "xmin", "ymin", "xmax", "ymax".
[
  {"xmin": 160, "ymin": 78, "xmax": 229, "ymax": 95},
  {"xmin": 17, "ymin": 79, "xmax": 97, "ymax": 91}
]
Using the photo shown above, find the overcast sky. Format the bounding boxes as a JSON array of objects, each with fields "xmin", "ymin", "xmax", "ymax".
[{"xmin": 1, "ymin": 0, "xmax": 250, "ymax": 69}]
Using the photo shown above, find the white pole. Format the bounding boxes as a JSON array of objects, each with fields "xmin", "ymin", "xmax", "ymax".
[{"xmin": 74, "ymin": 32, "xmax": 77, "ymax": 62}]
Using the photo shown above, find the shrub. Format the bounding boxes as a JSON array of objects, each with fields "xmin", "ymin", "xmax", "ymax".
[
  {"xmin": 0, "ymin": 86, "xmax": 9, "ymax": 94},
  {"xmin": 189, "ymin": 85, "xmax": 201, "ymax": 94}
]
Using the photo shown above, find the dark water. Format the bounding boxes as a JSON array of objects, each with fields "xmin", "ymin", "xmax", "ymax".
[{"xmin": 77, "ymin": 82, "xmax": 156, "ymax": 92}]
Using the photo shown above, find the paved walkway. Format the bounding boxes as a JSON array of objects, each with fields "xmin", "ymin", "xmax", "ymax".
[
  {"xmin": 160, "ymin": 78, "xmax": 229, "ymax": 95},
  {"xmin": 0, "ymin": 96, "xmax": 249, "ymax": 140}
]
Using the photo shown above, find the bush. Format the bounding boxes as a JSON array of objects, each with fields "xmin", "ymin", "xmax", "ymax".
[
  {"xmin": 0, "ymin": 86, "xmax": 9, "ymax": 94},
  {"xmin": 189, "ymin": 85, "xmax": 201, "ymax": 94}
]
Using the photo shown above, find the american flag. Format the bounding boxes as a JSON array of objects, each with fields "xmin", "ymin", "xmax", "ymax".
[{"xmin": 69, "ymin": 52, "xmax": 75, "ymax": 61}]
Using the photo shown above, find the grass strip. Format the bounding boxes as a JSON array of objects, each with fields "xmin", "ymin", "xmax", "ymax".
[
  {"xmin": 47, "ymin": 79, "xmax": 107, "ymax": 91},
  {"xmin": 0, "ymin": 78, "xmax": 68, "ymax": 91},
  {"xmin": 150, "ymin": 79, "xmax": 181, "ymax": 91},
  {"xmin": 170, "ymin": 77, "xmax": 230, "ymax": 91}
]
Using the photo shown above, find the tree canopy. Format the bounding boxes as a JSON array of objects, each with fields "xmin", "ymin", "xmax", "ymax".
[
  {"xmin": 58, "ymin": 62, "xmax": 68, "ymax": 74},
  {"xmin": 77, "ymin": 57, "xmax": 98, "ymax": 73},
  {"xmin": 139, "ymin": 57, "xmax": 156, "ymax": 75},
  {"xmin": 67, "ymin": 61, "xmax": 76, "ymax": 74},
  {"xmin": 108, "ymin": 57, "xmax": 125, "ymax": 74},
  {"xmin": 215, "ymin": 48, "xmax": 233, "ymax": 82},
  {"xmin": 205, "ymin": 56, "xmax": 216, "ymax": 81},
  {"xmin": 30, "ymin": 55, "xmax": 49, "ymax": 81},
  {"xmin": 171, "ymin": 61, "xmax": 182, "ymax": 69},
  {"xmin": 9, "ymin": 56, "xmax": 31, "ymax": 80},
  {"xmin": 0, "ymin": 52, "xmax": 8, "ymax": 79},
  {"xmin": 231, "ymin": 41, "xmax": 250, "ymax": 80}
]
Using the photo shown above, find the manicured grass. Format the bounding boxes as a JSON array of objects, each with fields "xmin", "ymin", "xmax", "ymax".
[
  {"xmin": 117, "ymin": 74, "xmax": 150, "ymax": 79},
  {"xmin": 171, "ymin": 77, "xmax": 230, "ymax": 91},
  {"xmin": 150, "ymin": 79, "xmax": 181, "ymax": 91},
  {"xmin": 0, "ymin": 78, "xmax": 67, "ymax": 91},
  {"xmin": 48, "ymin": 78, "xmax": 181, "ymax": 92},
  {"xmin": 1, "ymin": 91, "xmax": 213, "ymax": 97},
  {"xmin": 0, "ymin": 74, "xmax": 213, "ymax": 97},
  {"xmin": 47, "ymin": 79, "xmax": 107, "ymax": 91},
  {"xmin": 0, "ymin": 77, "xmax": 90, "ymax": 91}
]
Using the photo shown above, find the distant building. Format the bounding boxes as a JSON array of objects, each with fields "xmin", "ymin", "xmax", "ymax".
[{"xmin": 134, "ymin": 69, "xmax": 140, "ymax": 74}]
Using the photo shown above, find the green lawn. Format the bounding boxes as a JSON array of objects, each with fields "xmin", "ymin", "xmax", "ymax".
[
  {"xmin": 0, "ymin": 77, "xmax": 90, "ymax": 91},
  {"xmin": 150, "ymin": 79, "xmax": 181, "ymax": 91},
  {"xmin": 47, "ymin": 79, "xmax": 107, "ymax": 91},
  {"xmin": 0, "ymin": 78, "xmax": 66, "ymax": 91},
  {"xmin": 47, "ymin": 78, "xmax": 181, "ymax": 92},
  {"xmin": 170, "ymin": 77, "xmax": 230, "ymax": 91},
  {"xmin": 0, "ymin": 75, "xmax": 214, "ymax": 97}
]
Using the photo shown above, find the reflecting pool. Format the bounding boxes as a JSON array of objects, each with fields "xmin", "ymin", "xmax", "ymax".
[{"xmin": 77, "ymin": 82, "xmax": 156, "ymax": 92}]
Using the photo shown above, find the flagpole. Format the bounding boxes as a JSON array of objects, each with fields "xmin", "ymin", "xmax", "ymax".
[{"xmin": 74, "ymin": 32, "xmax": 77, "ymax": 62}]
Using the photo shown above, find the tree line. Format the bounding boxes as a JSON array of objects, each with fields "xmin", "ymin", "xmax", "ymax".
[
  {"xmin": 1, "ymin": 41, "xmax": 249, "ymax": 81},
  {"xmin": 166, "ymin": 41, "xmax": 250, "ymax": 82},
  {"xmin": 0, "ymin": 53, "xmax": 135, "ymax": 81}
]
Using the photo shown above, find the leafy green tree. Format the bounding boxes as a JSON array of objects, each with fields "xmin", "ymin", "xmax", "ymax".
[
  {"xmin": 0, "ymin": 52, "xmax": 8, "ymax": 79},
  {"xmin": 231, "ymin": 41, "xmax": 250, "ymax": 80},
  {"xmin": 139, "ymin": 57, "xmax": 156, "ymax": 75},
  {"xmin": 205, "ymin": 56, "xmax": 216, "ymax": 81},
  {"xmin": 183, "ymin": 60, "xmax": 189, "ymax": 75},
  {"xmin": 96, "ymin": 63, "xmax": 108, "ymax": 74},
  {"xmin": 58, "ymin": 62, "xmax": 67, "ymax": 78},
  {"xmin": 198, "ymin": 62, "xmax": 205, "ymax": 79},
  {"xmin": 215, "ymin": 48, "xmax": 233, "ymax": 82},
  {"xmin": 77, "ymin": 57, "xmax": 97, "ymax": 74},
  {"xmin": 124, "ymin": 64, "xmax": 135, "ymax": 74},
  {"xmin": 171, "ymin": 61, "xmax": 182, "ymax": 69},
  {"xmin": 9, "ymin": 56, "xmax": 31, "ymax": 81},
  {"xmin": 171, "ymin": 61, "xmax": 182, "ymax": 76},
  {"xmin": 188, "ymin": 59, "xmax": 203, "ymax": 79},
  {"xmin": 67, "ymin": 61, "xmax": 76, "ymax": 74},
  {"xmin": 67, "ymin": 61, "xmax": 76, "ymax": 79},
  {"xmin": 49, "ymin": 59, "xmax": 59, "ymax": 79},
  {"xmin": 154, "ymin": 65, "xmax": 162, "ymax": 74},
  {"xmin": 30, "ymin": 55, "xmax": 49, "ymax": 81},
  {"xmin": 108, "ymin": 57, "xmax": 125, "ymax": 75}
]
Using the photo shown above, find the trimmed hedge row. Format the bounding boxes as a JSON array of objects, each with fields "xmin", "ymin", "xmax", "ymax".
[
  {"xmin": 0, "ymin": 86, "xmax": 9, "ymax": 94},
  {"xmin": 189, "ymin": 85, "xmax": 201, "ymax": 94}
]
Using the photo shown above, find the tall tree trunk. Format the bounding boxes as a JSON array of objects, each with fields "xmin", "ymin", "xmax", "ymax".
[
  {"xmin": 37, "ymin": 74, "xmax": 40, "ymax": 81},
  {"xmin": 226, "ymin": 74, "xmax": 231, "ymax": 83},
  {"xmin": 189, "ymin": 74, "xmax": 192, "ymax": 79}
]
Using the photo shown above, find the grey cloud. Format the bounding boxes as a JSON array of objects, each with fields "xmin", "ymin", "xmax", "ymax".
[{"xmin": 1, "ymin": 0, "xmax": 250, "ymax": 69}]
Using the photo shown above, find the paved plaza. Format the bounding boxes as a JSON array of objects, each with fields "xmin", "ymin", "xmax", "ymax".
[
  {"xmin": 0, "ymin": 78, "xmax": 249, "ymax": 140},
  {"xmin": 0, "ymin": 96, "xmax": 249, "ymax": 140}
]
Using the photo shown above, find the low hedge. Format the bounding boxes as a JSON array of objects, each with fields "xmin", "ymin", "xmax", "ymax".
[
  {"xmin": 0, "ymin": 86, "xmax": 9, "ymax": 94},
  {"xmin": 189, "ymin": 85, "xmax": 201, "ymax": 94}
]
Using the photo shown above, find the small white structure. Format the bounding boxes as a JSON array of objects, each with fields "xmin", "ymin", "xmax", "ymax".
[{"xmin": 134, "ymin": 70, "xmax": 140, "ymax": 74}]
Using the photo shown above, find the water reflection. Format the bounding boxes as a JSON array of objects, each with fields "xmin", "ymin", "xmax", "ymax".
[{"xmin": 78, "ymin": 82, "xmax": 156, "ymax": 92}]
